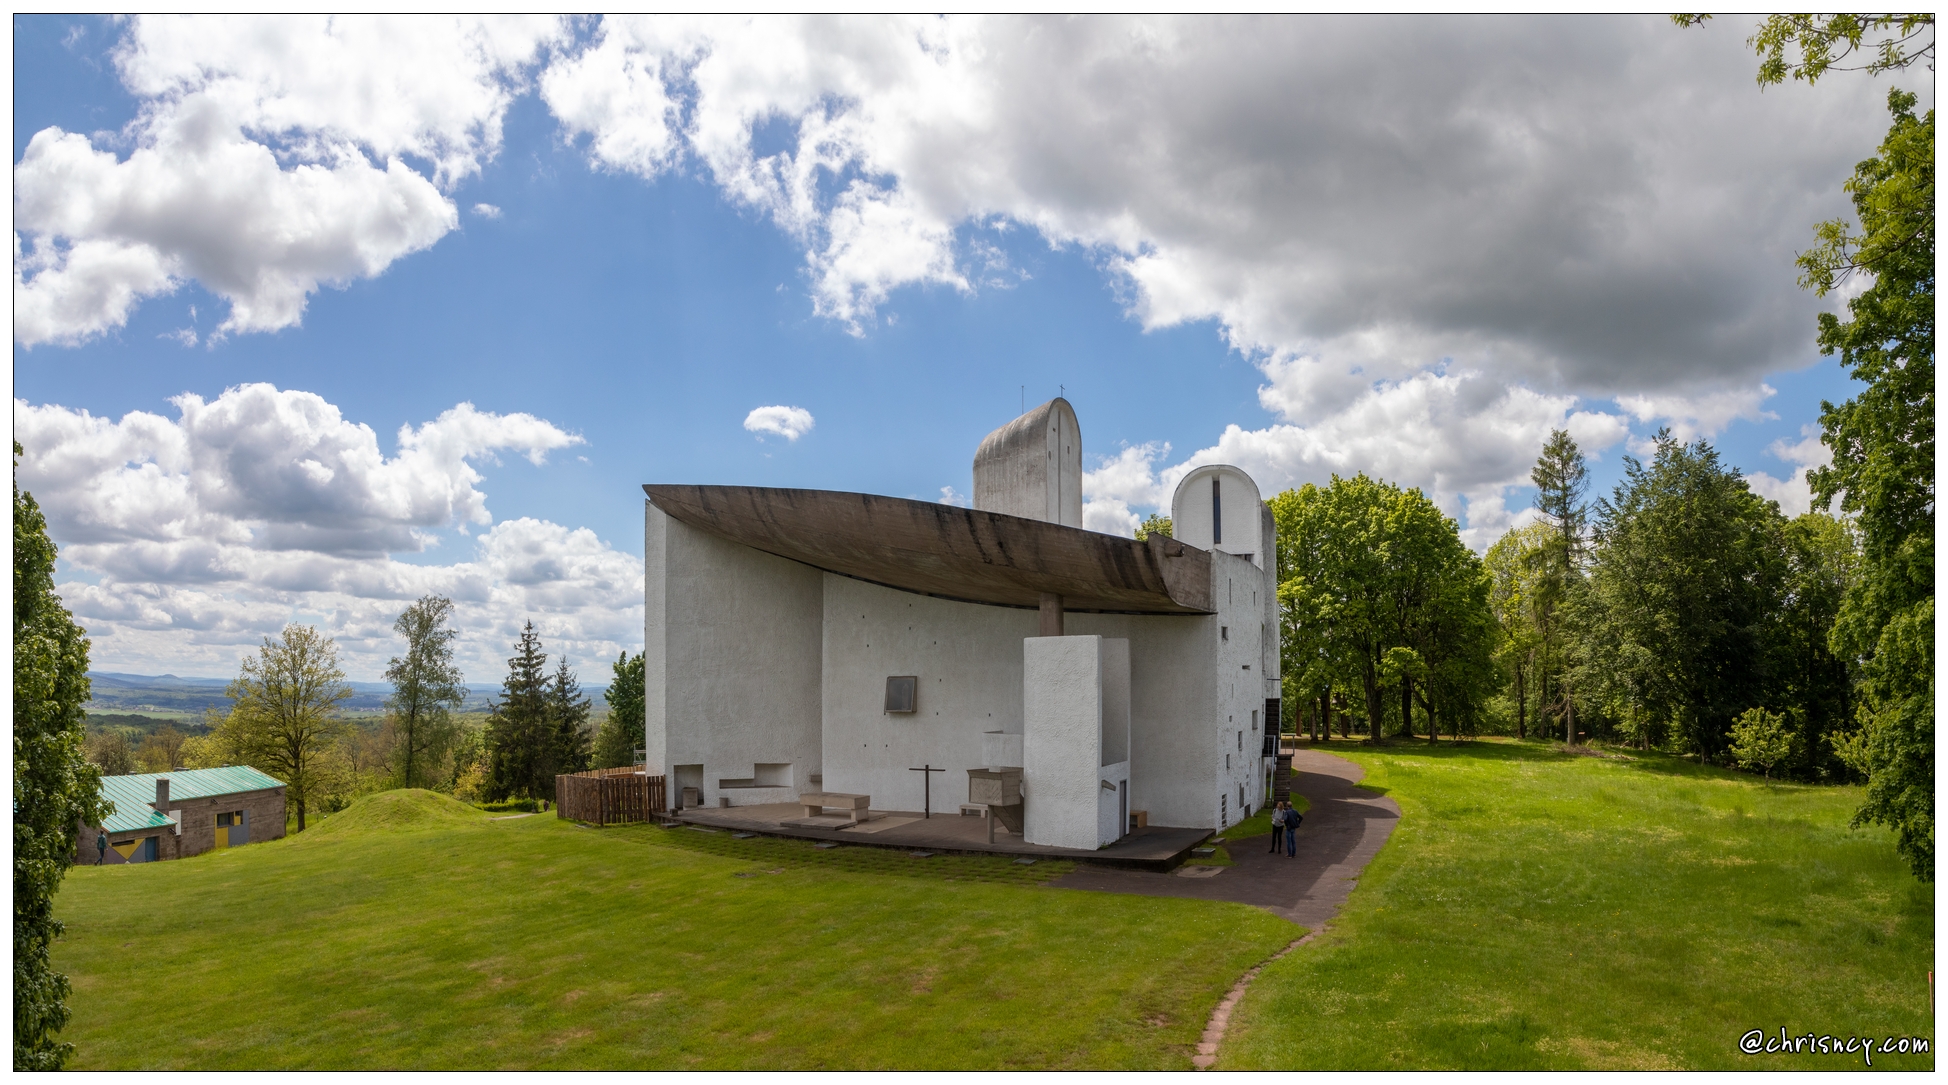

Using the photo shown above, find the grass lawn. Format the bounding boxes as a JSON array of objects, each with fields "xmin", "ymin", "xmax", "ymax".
[
  {"xmin": 1223, "ymin": 738, "xmax": 1935, "ymax": 1070},
  {"xmin": 53, "ymin": 791, "xmax": 1295, "ymax": 1070}
]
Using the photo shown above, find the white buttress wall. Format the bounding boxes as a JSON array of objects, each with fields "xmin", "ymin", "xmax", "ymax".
[
  {"xmin": 646, "ymin": 501, "xmax": 824, "ymax": 809},
  {"xmin": 1023, "ymin": 635, "xmax": 1106, "ymax": 850}
]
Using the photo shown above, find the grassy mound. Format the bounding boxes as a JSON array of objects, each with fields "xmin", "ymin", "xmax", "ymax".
[{"xmin": 304, "ymin": 788, "xmax": 491, "ymax": 837}]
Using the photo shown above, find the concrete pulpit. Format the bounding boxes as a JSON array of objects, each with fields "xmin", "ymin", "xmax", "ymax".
[{"xmin": 966, "ymin": 768, "xmax": 1024, "ymax": 835}]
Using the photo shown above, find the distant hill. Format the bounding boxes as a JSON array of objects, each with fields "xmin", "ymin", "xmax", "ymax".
[{"xmin": 81, "ymin": 672, "xmax": 592, "ymax": 718}]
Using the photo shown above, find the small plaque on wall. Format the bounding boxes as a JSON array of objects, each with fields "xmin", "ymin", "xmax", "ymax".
[{"xmin": 884, "ymin": 675, "xmax": 918, "ymax": 713}]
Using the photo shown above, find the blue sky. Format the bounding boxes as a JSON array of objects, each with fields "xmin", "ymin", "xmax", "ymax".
[{"xmin": 11, "ymin": 16, "xmax": 1922, "ymax": 680}]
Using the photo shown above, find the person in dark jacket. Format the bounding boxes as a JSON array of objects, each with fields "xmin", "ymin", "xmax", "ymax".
[
  {"xmin": 95, "ymin": 830, "xmax": 108, "ymax": 865},
  {"xmin": 1285, "ymin": 804, "xmax": 1302, "ymax": 857}
]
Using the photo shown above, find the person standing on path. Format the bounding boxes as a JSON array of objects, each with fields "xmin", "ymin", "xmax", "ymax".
[
  {"xmin": 1285, "ymin": 804, "xmax": 1302, "ymax": 857},
  {"xmin": 1267, "ymin": 801, "xmax": 1287, "ymax": 853},
  {"xmin": 94, "ymin": 830, "xmax": 107, "ymax": 865}
]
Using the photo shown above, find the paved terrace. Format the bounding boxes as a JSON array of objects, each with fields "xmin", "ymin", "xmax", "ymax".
[{"xmin": 671, "ymin": 802, "xmax": 1210, "ymax": 871}]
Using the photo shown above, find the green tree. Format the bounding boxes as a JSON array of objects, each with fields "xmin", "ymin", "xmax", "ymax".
[
  {"xmin": 15, "ymin": 452, "xmax": 109, "ymax": 1070},
  {"xmin": 216, "ymin": 625, "xmax": 354, "ymax": 831},
  {"xmin": 1804, "ymin": 90, "xmax": 1934, "ymax": 881},
  {"xmin": 1774, "ymin": 513, "xmax": 1859, "ymax": 780},
  {"xmin": 1585, "ymin": 433, "xmax": 1787, "ymax": 763},
  {"xmin": 1530, "ymin": 429, "xmax": 1589, "ymax": 743},
  {"xmin": 384, "ymin": 595, "xmax": 468, "ymax": 790},
  {"xmin": 134, "ymin": 725, "xmax": 188, "ymax": 773},
  {"xmin": 485, "ymin": 621, "xmax": 552, "ymax": 801},
  {"xmin": 1674, "ymin": 14, "xmax": 1934, "ymax": 87},
  {"xmin": 1134, "ymin": 513, "xmax": 1173, "ymax": 541},
  {"xmin": 594, "ymin": 651, "xmax": 646, "ymax": 769},
  {"xmin": 1484, "ymin": 523, "xmax": 1552, "ymax": 740},
  {"xmin": 549, "ymin": 657, "xmax": 593, "ymax": 777},
  {"xmin": 1730, "ymin": 708, "xmax": 1793, "ymax": 779},
  {"xmin": 84, "ymin": 729, "xmax": 135, "ymax": 776}
]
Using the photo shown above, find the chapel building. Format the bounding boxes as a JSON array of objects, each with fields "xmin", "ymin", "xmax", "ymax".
[{"xmin": 641, "ymin": 399, "xmax": 1280, "ymax": 850}]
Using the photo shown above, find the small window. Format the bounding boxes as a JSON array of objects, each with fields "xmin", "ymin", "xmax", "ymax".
[
  {"xmin": 1221, "ymin": 626, "xmax": 1228, "ymax": 641},
  {"xmin": 884, "ymin": 676, "xmax": 918, "ymax": 714}
]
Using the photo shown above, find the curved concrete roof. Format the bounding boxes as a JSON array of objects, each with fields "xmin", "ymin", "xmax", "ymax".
[{"xmin": 644, "ymin": 484, "xmax": 1214, "ymax": 614}]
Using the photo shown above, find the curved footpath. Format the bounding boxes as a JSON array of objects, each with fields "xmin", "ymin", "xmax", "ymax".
[{"xmin": 1051, "ymin": 747, "xmax": 1401, "ymax": 926}]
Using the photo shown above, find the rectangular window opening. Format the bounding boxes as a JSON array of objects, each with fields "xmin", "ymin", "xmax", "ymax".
[{"xmin": 884, "ymin": 675, "xmax": 918, "ymax": 713}]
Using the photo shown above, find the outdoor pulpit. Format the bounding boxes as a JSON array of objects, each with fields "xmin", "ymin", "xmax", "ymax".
[{"xmin": 966, "ymin": 768, "xmax": 1024, "ymax": 835}]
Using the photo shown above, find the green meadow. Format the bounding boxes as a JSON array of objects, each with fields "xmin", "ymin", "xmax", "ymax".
[
  {"xmin": 1224, "ymin": 739, "xmax": 1934, "ymax": 1070},
  {"xmin": 51, "ymin": 741, "xmax": 1932, "ymax": 1069},
  {"xmin": 53, "ymin": 791, "xmax": 1292, "ymax": 1070}
]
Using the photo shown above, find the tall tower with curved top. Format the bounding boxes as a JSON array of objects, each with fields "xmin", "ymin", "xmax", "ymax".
[{"xmin": 972, "ymin": 398, "xmax": 1082, "ymax": 527}]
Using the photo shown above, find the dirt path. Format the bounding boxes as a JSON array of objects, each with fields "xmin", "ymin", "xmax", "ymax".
[{"xmin": 1050, "ymin": 748, "xmax": 1400, "ymax": 926}]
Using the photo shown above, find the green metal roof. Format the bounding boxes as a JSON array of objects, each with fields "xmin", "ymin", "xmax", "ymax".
[{"xmin": 95, "ymin": 766, "xmax": 285, "ymax": 834}]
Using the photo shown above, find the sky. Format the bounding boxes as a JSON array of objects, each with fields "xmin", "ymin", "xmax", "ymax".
[{"xmin": 11, "ymin": 15, "xmax": 1927, "ymax": 683}]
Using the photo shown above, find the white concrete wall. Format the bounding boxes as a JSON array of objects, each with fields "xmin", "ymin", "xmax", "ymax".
[
  {"xmin": 1023, "ymin": 636, "xmax": 1106, "ymax": 850},
  {"xmin": 972, "ymin": 398, "xmax": 1083, "ymax": 527},
  {"xmin": 647, "ymin": 502, "xmax": 824, "ymax": 809},
  {"xmin": 1064, "ymin": 612, "xmax": 1210, "ymax": 830},
  {"xmin": 1212, "ymin": 550, "xmax": 1270, "ymax": 827},
  {"xmin": 820, "ymin": 576, "xmax": 1037, "ymax": 813},
  {"xmin": 1099, "ymin": 759, "xmax": 1131, "ymax": 845}
]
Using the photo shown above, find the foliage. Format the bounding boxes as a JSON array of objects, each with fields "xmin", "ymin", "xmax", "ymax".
[
  {"xmin": 384, "ymin": 595, "xmax": 468, "ymax": 790},
  {"xmin": 594, "ymin": 651, "xmax": 645, "ymax": 769},
  {"xmin": 1674, "ymin": 14, "xmax": 1935, "ymax": 87},
  {"xmin": 51, "ymin": 806, "xmax": 1292, "ymax": 1069},
  {"xmin": 548, "ymin": 657, "xmax": 593, "ymax": 777},
  {"xmin": 1801, "ymin": 90, "xmax": 1935, "ymax": 882},
  {"xmin": 213, "ymin": 625, "xmax": 355, "ymax": 831},
  {"xmin": 485, "ymin": 621, "xmax": 553, "ymax": 801},
  {"xmin": 84, "ymin": 730, "xmax": 135, "ymax": 776},
  {"xmin": 1729, "ymin": 708, "xmax": 1792, "ymax": 778},
  {"xmin": 1273, "ymin": 475, "xmax": 1498, "ymax": 745},
  {"xmin": 14, "ymin": 450, "xmax": 109, "ymax": 1071},
  {"xmin": 1221, "ymin": 741, "xmax": 1934, "ymax": 1070},
  {"xmin": 1483, "ymin": 523, "xmax": 1551, "ymax": 740},
  {"xmin": 1581, "ymin": 433, "xmax": 1786, "ymax": 763},
  {"xmin": 1134, "ymin": 512, "xmax": 1173, "ymax": 541},
  {"xmin": 1528, "ymin": 429, "xmax": 1590, "ymax": 744},
  {"xmin": 134, "ymin": 725, "xmax": 187, "ymax": 773}
]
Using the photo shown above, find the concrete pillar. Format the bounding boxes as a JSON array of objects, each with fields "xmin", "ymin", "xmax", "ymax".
[{"xmin": 1038, "ymin": 593, "xmax": 1064, "ymax": 637}]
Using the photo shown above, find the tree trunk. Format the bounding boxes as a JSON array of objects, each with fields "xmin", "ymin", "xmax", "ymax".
[
  {"xmin": 1564, "ymin": 677, "xmax": 1575, "ymax": 745},
  {"xmin": 1515, "ymin": 663, "xmax": 1526, "ymax": 739},
  {"xmin": 1362, "ymin": 654, "xmax": 1384, "ymax": 745},
  {"xmin": 1401, "ymin": 676, "xmax": 1415, "ymax": 740}
]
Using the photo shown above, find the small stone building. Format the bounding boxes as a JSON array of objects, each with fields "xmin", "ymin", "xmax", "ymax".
[{"xmin": 77, "ymin": 766, "xmax": 287, "ymax": 864}]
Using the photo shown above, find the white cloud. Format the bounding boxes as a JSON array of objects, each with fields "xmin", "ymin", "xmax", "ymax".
[
  {"xmin": 1082, "ymin": 442, "xmax": 1170, "ymax": 536},
  {"xmin": 938, "ymin": 485, "xmax": 969, "ymax": 507},
  {"xmin": 1616, "ymin": 383, "xmax": 1778, "ymax": 448},
  {"xmin": 13, "ymin": 15, "xmax": 564, "ymax": 346},
  {"xmin": 472, "ymin": 202, "xmax": 503, "ymax": 219},
  {"xmin": 743, "ymin": 404, "xmax": 814, "ymax": 441},
  {"xmin": 1747, "ymin": 424, "xmax": 1833, "ymax": 517},
  {"xmin": 15, "ymin": 385, "xmax": 632, "ymax": 679}
]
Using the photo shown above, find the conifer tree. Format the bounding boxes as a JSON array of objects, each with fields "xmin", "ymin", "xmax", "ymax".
[
  {"xmin": 548, "ymin": 656, "xmax": 593, "ymax": 776},
  {"xmin": 485, "ymin": 622, "xmax": 551, "ymax": 800},
  {"xmin": 1530, "ymin": 429, "xmax": 1589, "ymax": 742}
]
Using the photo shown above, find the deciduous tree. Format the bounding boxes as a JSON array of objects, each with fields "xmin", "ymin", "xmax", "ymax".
[
  {"xmin": 217, "ymin": 625, "xmax": 354, "ymax": 831},
  {"xmin": 15, "ymin": 449, "xmax": 109, "ymax": 1070},
  {"xmin": 385, "ymin": 595, "xmax": 468, "ymax": 790},
  {"xmin": 594, "ymin": 651, "xmax": 646, "ymax": 769}
]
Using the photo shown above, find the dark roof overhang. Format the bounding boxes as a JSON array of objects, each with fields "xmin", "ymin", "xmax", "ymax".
[{"xmin": 644, "ymin": 484, "xmax": 1214, "ymax": 615}]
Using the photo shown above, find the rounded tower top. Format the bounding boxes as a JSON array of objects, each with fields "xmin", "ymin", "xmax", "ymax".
[{"xmin": 973, "ymin": 398, "xmax": 1082, "ymax": 527}]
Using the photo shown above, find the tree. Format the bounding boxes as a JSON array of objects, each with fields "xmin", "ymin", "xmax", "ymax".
[
  {"xmin": 1730, "ymin": 708, "xmax": 1793, "ymax": 779},
  {"xmin": 485, "ymin": 622, "xmax": 552, "ymax": 801},
  {"xmin": 134, "ymin": 725, "xmax": 188, "ymax": 772},
  {"xmin": 549, "ymin": 657, "xmax": 593, "ymax": 777},
  {"xmin": 15, "ymin": 449, "xmax": 109, "ymax": 1070},
  {"xmin": 1585, "ymin": 433, "xmax": 1787, "ymax": 763},
  {"xmin": 1804, "ymin": 89, "xmax": 1935, "ymax": 881},
  {"xmin": 594, "ymin": 651, "xmax": 646, "ymax": 769},
  {"xmin": 217, "ymin": 625, "xmax": 354, "ymax": 831},
  {"xmin": 85, "ymin": 730, "xmax": 135, "ymax": 776},
  {"xmin": 1674, "ymin": 15, "xmax": 1934, "ymax": 87},
  {"xmin": 1484, "ymin": 523, "xmax": 1552, "ymax": 740},
  {"xmin": 1134, "ymin": 513, "xmax": 1173, "ymax": 541},
  {"xmin": 1774, "ymin": 514, "xmax": 1859, "ymax": 780},
  {"xmin": 384, "ymin": 595, "xmax": 468, "ymax": 790},
  {"xmin": 1530, "ymin": 429, "xmax": 1589, "ymax": 743}
]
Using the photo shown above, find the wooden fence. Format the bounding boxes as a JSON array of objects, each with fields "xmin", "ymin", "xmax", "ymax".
[{"xmin": 554, "ymin": 766, "xmax": 666, "ymax": 826}]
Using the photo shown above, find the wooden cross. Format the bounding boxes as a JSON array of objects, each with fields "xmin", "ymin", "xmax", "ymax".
[{"xmin": 908, "ymin": 764, "xmax": 946, "ymax": 818}]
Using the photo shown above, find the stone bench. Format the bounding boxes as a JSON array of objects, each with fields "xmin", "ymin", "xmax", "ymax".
[{"xmin": 798, "ymin": 792, "xmax": 871, "ymax": 824}]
